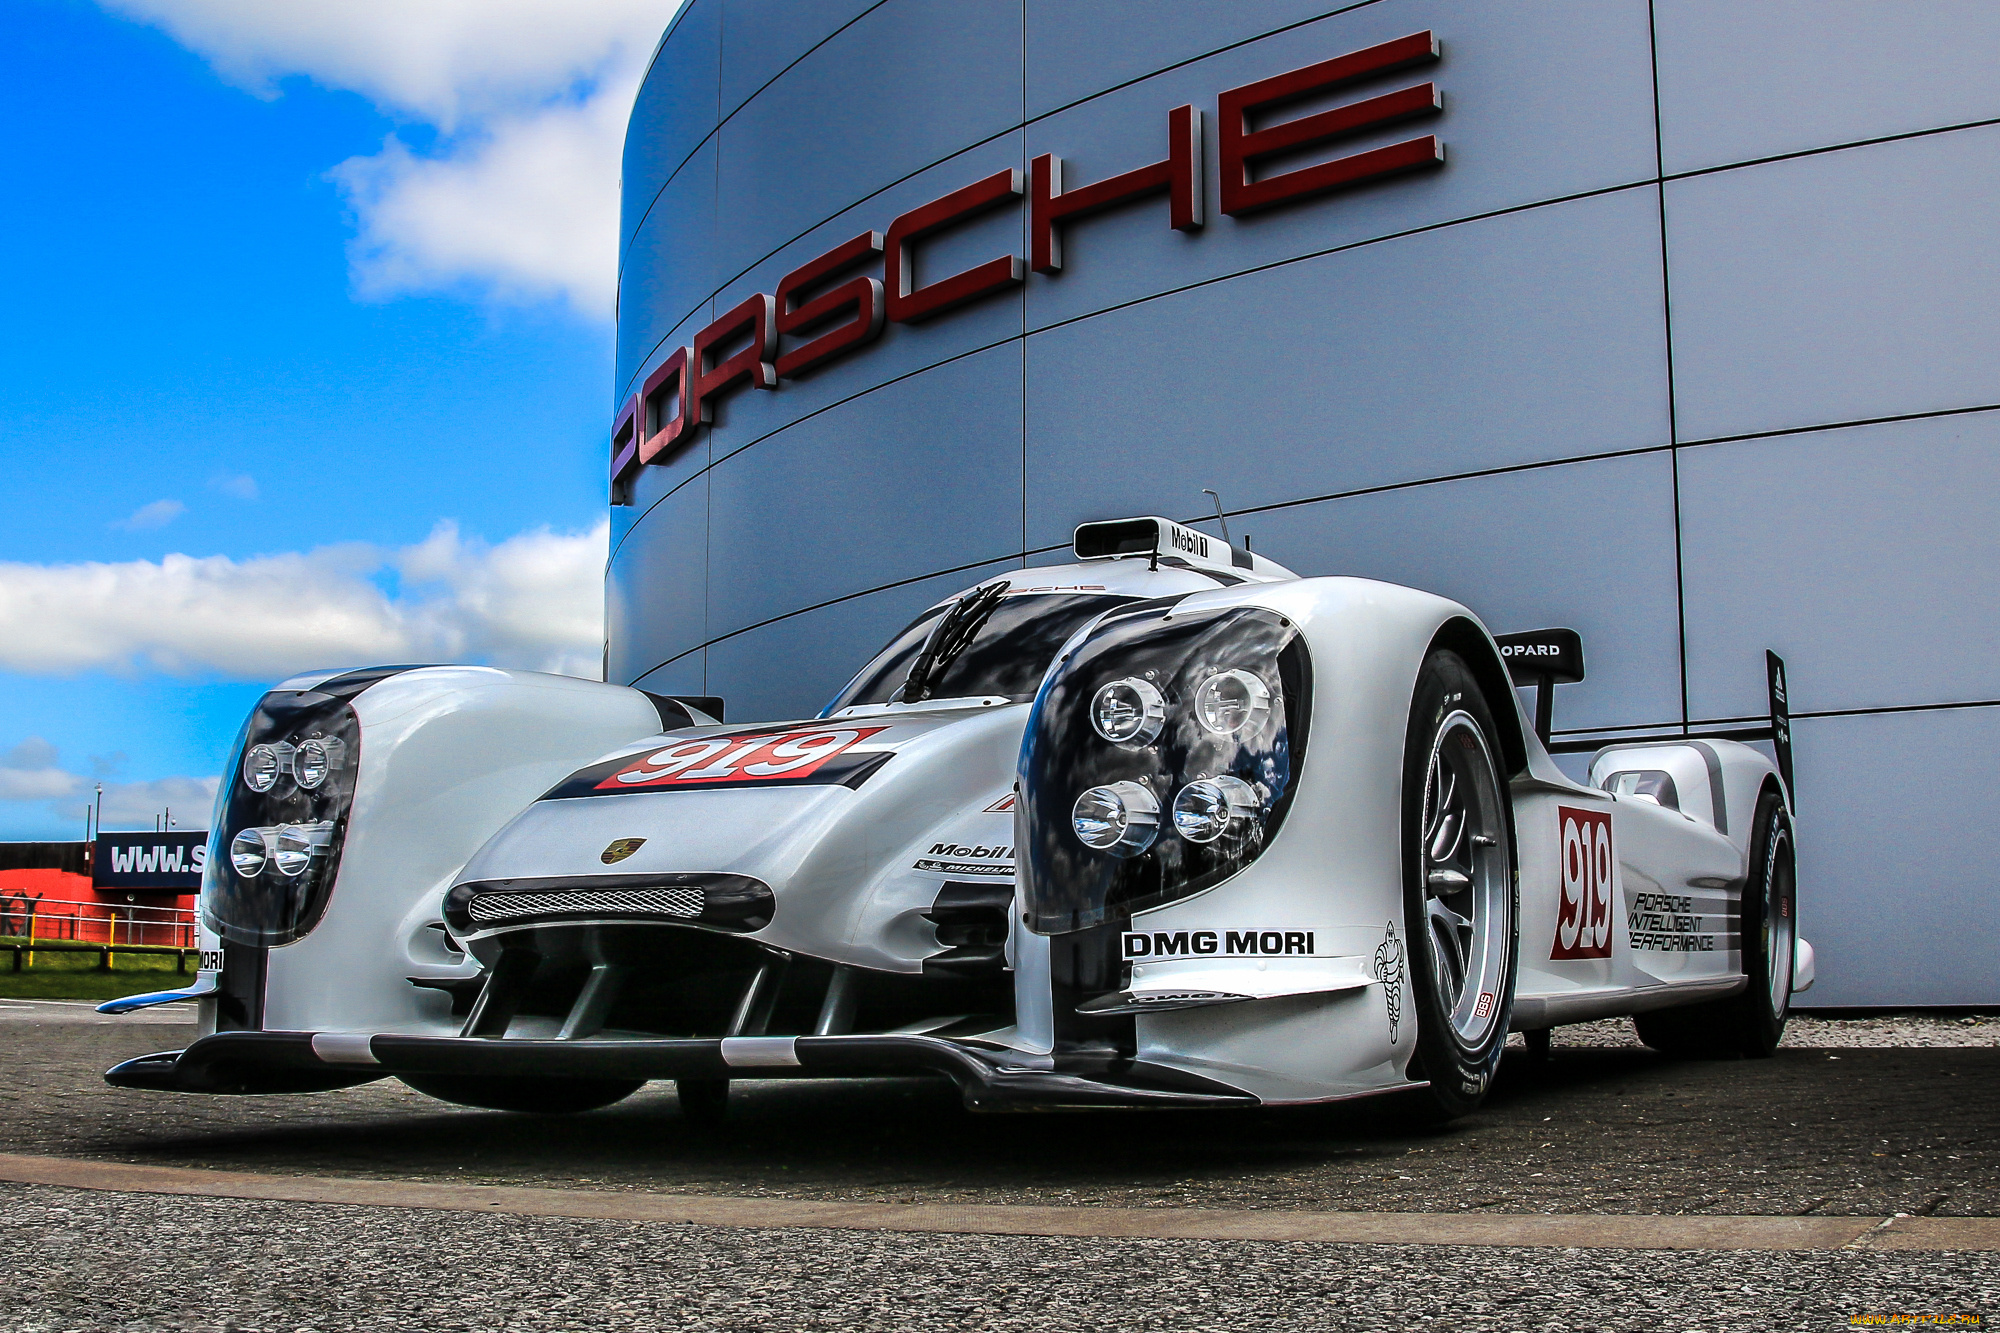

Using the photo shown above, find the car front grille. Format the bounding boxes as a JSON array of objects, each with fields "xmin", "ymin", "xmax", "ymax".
[{"xmin": 465, "ymin": 886, "xmax": 705, "ymax": 924}]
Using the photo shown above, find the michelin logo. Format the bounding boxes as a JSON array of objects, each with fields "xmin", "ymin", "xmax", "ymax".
[
  {"xmin": 1122, "ymin": 929, "xmax": 1318, "ymax": 958},
  {"xmin": 914, "ymin": 843, "xmax": 1014, "ymax": 878}
]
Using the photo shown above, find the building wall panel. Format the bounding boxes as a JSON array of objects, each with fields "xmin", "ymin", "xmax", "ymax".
[
  {"xmin": 610, "ymin": 2, "xmax": 2000, "ymax": 1006},
  {"xmin": 1679, "ymin": 411, "xmax": 2000, "ymax": 721},
  {"xmin": 1654, "ymin": 0, "xmax": 2000, "ymax": 175},
  {"xmin": 701, "ymin": 560, "xmax": 1019, "ymax": 722},
  {"xmin": 1024, "ymin": 0, "xmax": 1357, "ymax": 117},
  {"xmin": 1023, "ymin": 0, "xmax": 1658, "ymax": 334},
  {"xmin": 1022, "ymin": 186, "xmax": 1671, "ymax": 550},
  {"xmin": 1792, "ymin": 705, "xmax": 2000, "ymax": 1007},
  {"xmin": 607, "ymin": 473, "xmax": 709, "ymax": 689},
  {"xmin": 1667, "ymin": 124, "xmax": 2000, "ymax": 442},
  {"xmin": 621, "ymin": 0, "xmax": 721, "ymax": 255},
  {"xmin": 1238, "ymin": 451, "xmax": 1684, "ymax": 735},
  {"xmin": 719, "ymin": 0, "xmax": 880, "ymax": 120},
  {"xmin": 702, "ymin": 343, "xmax": 1025, "ymax": 644},
  {"xmin": 711, "ymin": 0, "xmax": 1023, "ymax": 289},
  {"xmin": 682, "ymin": 133, "xmax": 1027, "ymax": 445},
  {"xmin": 612, "ymin": 305, "xmax": 713, "ymax": 535},
  {"xmin": 616, "ymin": 140, "xmax": 720, "ymax": 398}
]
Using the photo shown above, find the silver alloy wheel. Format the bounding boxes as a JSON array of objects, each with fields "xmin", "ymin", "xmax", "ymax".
[
  {"xmin": 1764, "ymin": 825, "xmax": 1796, "ymax": 1015},
  {"xmin": 1419, "ymin": 709, "xmax": 1512, "ymax": 1049}
]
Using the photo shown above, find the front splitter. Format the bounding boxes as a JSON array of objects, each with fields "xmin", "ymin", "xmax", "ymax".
[{"xmin": 105, "ymin": 1030, "xmax": 1259, "ymax": 1111}]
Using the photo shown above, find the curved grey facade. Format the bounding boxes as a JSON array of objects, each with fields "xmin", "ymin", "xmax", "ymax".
[{"xmin": 609, "ymin": 1, "xmax": 2000, "ymax": 1008}]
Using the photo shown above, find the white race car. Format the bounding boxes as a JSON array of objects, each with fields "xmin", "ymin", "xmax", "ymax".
[{"xmin": 105, "ymin": 516, "xmax": 1812, "ymax": 1122}]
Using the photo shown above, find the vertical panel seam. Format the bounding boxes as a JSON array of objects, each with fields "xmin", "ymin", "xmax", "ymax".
[
  {"xmin": 1648, "ymin": 0, "xmax": 1689, "ymax": 737},
  {"xmin": 709, "ymin": 0, "xmax": 723, "ymax": 695}
]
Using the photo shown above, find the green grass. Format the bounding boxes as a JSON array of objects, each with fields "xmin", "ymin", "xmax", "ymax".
[{"xmin": 0, "ymin": 937, "xmax": 191, "ymax": 1001}]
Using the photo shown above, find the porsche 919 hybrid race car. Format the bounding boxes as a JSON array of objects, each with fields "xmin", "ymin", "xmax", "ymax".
[{"xmin": 104, "ymin": 515, "xmax": 1813, "ymax": 1122}]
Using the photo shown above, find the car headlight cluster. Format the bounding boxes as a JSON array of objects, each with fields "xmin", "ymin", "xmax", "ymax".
[
  {"xmin": 1072, "ymin": 668, "xmax": 1275, "ymax": 858},
  {"xmin": 1170, "ymin": 775, "xmax": 1260, "ymax": 844},
  {"xmin": 1071, "ymin": 779, "xmax": 1161, "ymax": 855},
  {"xmin": 228, "ymin": 821, "xmax": 335, "ymax": 880},
  {"xmin": 241, "ymin": 736, "xmax": 346, "ymax": 793},
  {"xmin": 1019, "ymin": 604, "xmax": 1313, "ymax": 935},
  {"xmin": 201, "ymin": 689, "xmax": 362, "ymax": 948},
  {"xmin": 1089, "ymin": 677, "xmax": 1165, "ymax": 746}
]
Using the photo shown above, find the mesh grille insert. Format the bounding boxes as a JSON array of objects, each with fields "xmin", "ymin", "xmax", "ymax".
[{"xmin": 466, "ymin": 886, "xmax": 705, "ymax": 924}]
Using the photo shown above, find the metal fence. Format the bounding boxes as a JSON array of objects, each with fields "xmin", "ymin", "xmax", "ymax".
[{"xmin": 0, "ymin": 894, "xmax": 196, "ymax": 949}]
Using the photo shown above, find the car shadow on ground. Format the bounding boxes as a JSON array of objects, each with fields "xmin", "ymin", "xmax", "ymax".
[
  {"xmin": 25, "ymin": 1021, "xmax": 1998, "ymax": 1214},
  {"xmin": 92, "ymin": 1046, "xmax": 1683, "ymax": 1186}
]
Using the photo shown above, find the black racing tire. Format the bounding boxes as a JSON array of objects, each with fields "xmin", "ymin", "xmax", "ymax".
[
  {"xmin": 675, "ymin": 1078, "xmax": 730, "ymax": 1125},
  {"xmin": 397, "ymin": 1073, "xmax": 643, "ymax": 1114},
  {"xmin": 1635, "ymin": 786, "xmax": 1795, "ymax": 1059},
  {"xmin": 1400, "ymin": 650, "xmax": 1520, "ymax": 1122}
]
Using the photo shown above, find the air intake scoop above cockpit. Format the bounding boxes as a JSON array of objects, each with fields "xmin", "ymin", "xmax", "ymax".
[{"xmin": 1072, "ymin": 516, "xmax": 1296, "ymax": 581}]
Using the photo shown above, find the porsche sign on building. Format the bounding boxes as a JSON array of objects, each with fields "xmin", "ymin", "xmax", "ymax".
[{"xmin": 607, "ymin": 4, "xmax": 2000, "ymax": 1010}]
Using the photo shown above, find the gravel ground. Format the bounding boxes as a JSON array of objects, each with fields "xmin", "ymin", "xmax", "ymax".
[
  {"xmin": 2, "ymin": 1014, "xmax": 1994, "ymax": 1331},
  {"xmin": 2, "ymin": 1183, "xmax": 1994, "ymax": 1332},
  {"xmin": 0, "ymin": 1015, "xmax": 1994, "ymax": 1220},
  {"xmin": 1521, "ymin": 1014, "xmax": 2000, "ymax": 1049}
]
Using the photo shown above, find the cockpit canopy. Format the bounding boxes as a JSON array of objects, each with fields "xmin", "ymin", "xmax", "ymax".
[{"xmin": 820, "ymin": 516, "xmax": 1295, "ymax": 718}]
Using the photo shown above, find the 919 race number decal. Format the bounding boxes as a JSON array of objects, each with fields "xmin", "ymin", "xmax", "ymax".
[
  {"xmin": 1550, "ymin": 805, "xmax": 1614, "ymax": 960},
  {"xmin": 596, "ymin": 727, "xmax": 890, "ymax": 791}
]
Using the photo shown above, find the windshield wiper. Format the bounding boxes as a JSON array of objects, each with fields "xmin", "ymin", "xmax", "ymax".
[{"xmin": 899, "ymin": 579, "xmax": 1010, "ymax": 703}]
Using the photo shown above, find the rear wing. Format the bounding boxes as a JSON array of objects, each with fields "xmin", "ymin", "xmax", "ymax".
[
  {"xmin": 1492, "ymin": 628, "xmax": 1583, "ymax": 746},
  {"xmin": 1501, "ymin": 629, "xmax": 1795, "ymax": 805}
]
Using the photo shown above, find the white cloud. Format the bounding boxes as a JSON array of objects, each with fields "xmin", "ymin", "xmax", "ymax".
[
  {"xmin": 98, "ymin": 0, "xmax": 681, "ymax": 316},
  {"xmin": 210, "ymin": 473, "xmax": 259, "ymax": 501},
  {"xmin": 333, "ymin": 94, "xmax": 630, "ymax": 312},
  {"xmin": 113, "ymin": 499, "xmax": 185, "ymax": 531},
  {"xmin": 0, "ymin": 738, "xmax": 79, "ymax": 802},
  {"xmin": 95, "ymin": 775, "xmax": 222, "ymax": 830},
  {"xmin": 98, "ymin": 0, "xmax": 675, "ymax": 128},
  {"xmin": 0, "ymin": 520, "xmax": 609, "ymax": 682},
  {"xmin": 0, "ymin": 738, "xmax": 218, "ymax": 837}
]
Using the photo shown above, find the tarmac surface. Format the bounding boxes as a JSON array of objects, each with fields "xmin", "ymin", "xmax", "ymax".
[{"xmin": 0, "ymin": 1011, "xmax": 1993, "ymax": 1329}]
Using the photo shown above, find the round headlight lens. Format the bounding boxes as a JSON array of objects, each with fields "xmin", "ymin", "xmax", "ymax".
[
  {"xmin": 271, "ymin": 824, "xmax": 319, "ymax": 878},
  {"xmin": 229, "ymin": 827, "xmax": 269, "ymax": 878},
  {"xmin": 242, "ymin": 744, "xmax": 281, "ymax": 792},
  {"xmin": 1193, "ymin": 669, "xmax": 1272, "ymax": 736},
  {"xmin": 294, "ymin": 738, "xmax": 332, "ymax": 790},
  {"xmin": 1090, "ymin": 677, "xmax": 1166, "ymax": 746},
  {"xmin": 1071, "ymin": 780, "xmax": 1161, "ymax": 857},
  {"xmin": 1171, "ymin": 776, "xmax": 1262, "ymax": 844}
]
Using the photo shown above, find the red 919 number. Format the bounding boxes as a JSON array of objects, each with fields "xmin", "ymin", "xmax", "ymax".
[{"xmin": 1551, "ymin": 806, "xmax": 1614, "ymax": 960}]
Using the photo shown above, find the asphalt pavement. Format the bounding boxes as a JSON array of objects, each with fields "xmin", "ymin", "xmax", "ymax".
[
  {"xmin": 3, "ymin": 1183, "xmax": 1994, "ymax": 1332},
  {"xmin": 0, "ymin": 1013, "xmax": 1991, "ymax": 1330}
]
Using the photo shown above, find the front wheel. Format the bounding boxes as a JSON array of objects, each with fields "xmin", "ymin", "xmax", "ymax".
[
  {"xmin": 398, "ymin": 1073, "xmax": 643, "ymax": 1113},
  {"xmin": 1635, "ymin": 786, "xmax": 1794, "ymax": 1058},
  {"xmin": 1400, "ymin": 650, "xmax": 1519, "ymax": 1121}
]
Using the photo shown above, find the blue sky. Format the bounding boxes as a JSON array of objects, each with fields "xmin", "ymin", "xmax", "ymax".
[{"xmin": 0, "ymin": 0, "xmax": 675, "ymax": 838}]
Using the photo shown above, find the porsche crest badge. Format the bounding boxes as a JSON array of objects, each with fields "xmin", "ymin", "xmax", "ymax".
[{"xmin": 600, "ymin": 837, "xmax": 646, "ymax": 865}]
